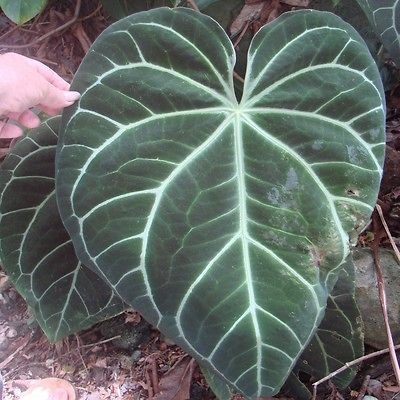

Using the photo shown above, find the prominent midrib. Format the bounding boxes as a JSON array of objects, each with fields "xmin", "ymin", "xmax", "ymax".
[
  {"xmin": 53, "ymin": 263, "xmax": 81, "ymax": 339},
  {"xmin": 233, "ymin": 113, "xmax": 262, "ymax": 396}
]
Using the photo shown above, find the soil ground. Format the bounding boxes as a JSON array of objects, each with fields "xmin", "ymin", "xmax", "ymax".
[{"xmin": 0, "ymin": 1, "xmax": 400, "ymax": 399}]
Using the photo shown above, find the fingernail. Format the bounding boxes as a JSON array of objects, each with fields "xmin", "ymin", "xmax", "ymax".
[{"xmin": 65, "ymin": 91, "xmax": 81, "ymax": 101}]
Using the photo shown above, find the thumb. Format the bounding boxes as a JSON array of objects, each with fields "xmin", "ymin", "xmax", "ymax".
[{"xmin": 40, "ymin": 83, "xmax": 80, "ymax": 111}]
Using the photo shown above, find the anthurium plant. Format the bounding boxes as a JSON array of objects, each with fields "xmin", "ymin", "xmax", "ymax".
[{"xmin": 0, "ymin": 6, "xmax": 385, "ymax": 399}]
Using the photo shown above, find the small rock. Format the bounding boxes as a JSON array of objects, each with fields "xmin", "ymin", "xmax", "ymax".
[
  {"xmin": 363, "ymin": 396, "xmax": 378, "ymax": 400},
  {"xmin": 366, "ymin": 379, "xmax": 383, "ymax": 398},
  {"xmin": 353, "ymin": 248, "xmax": 400, "ymax": 349},
  {"xmin": 8, "ymin": 289, "xmax": 17, "ymax": 300},
  {"xmin": 0, "ymin": 335, "xmax": 9, "ymax": 350},
  {"xmin": 131, "ymin": 350, "xmax": 141, "ymax": 362},
  {"xmin": 6, "ymin": 328, "xmax": 17, "ymax": 338}
]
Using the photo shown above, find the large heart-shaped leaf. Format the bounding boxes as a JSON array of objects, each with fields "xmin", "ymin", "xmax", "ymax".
[
  {"xmin": 56, "ymin": 8, "xmax": 385, "ymax": 398},
  {"xmin": 356, "ymin": 0, "xmax": 400, "ymax": 65},
  {"xmin": 0, "ymin": 117, "xmax": 125, "ymax": 341}
]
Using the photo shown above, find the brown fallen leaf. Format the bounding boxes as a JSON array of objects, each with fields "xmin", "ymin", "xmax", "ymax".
[
  {"xmin": 230, "ymin": 2, "xmax": 265, "ymax": 37},
  {"xmin": 13, "ymin": 378, "xmax": 76, "ymax": 400},
  {"xmin": 153, "ymin": 356, "xmax": 196, "ymax": 400},
  {"xmin": 230, "ymin": 0, "xmax": 281, "ymax": 37},
  {"xmin": 382, "ymin": 385, "xmax": 400, "ymax": 393}
]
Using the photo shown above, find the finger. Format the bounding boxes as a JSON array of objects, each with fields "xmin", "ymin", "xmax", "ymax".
[
  {"xmin": 6, "ymin": 111, "xmax": 39, "ymax": 128},
  {"xmin": 31, "ymin": 59, "xmax": 71, "ymax": 90},
  {"xmin": 38, "ymin": 105, "xmax": 61, "ymax": 116},
  {"xmin": 16, "ymin": 109, "xmax": 41, "ymax": 129},
  {"xmin": 40, "ymin": 83, "xmax": 80, "ymax": 110},
  {"xmin": 0, "ymin": 148, "xmax": 10, "ymax": 158},
  {"xmin": 0, "ymin": 120, "xmax": 23, "ymax": 138}
]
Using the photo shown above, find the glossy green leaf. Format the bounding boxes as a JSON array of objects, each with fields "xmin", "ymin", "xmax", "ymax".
[
  {"xmin": 285, "ymin": 258, "xmax": 363, "ymax": 398},
  {"xmin": 56, "ymin": 8, "xmax": 384, "ymax": 398},
  {"xmin": 356, "ymin": 0, "xmax": 400, "ymax": 65},
  {"xmin": 201, "ymin": 364, "xmax": 234, "ymax": 400},
  {"xmin": 0, "ymin": 0, "xmax": 47, "ymax": 24},
  {"xmin": 202, "ymin": 259, "xmax": 363, "ymax": 399},
  {"xmin": 0, "ymin": 118, "xmax": 125, "ymax": 342}
]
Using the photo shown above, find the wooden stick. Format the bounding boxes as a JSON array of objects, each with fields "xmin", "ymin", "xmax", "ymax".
[
  {"xmin": 233, "ymin": 20, "xmax": 250, "ymax": 48},
  {"xmin": 233, "ymin": 71, "xmax": 245, "ymax": 83},
  {"xmin": 0, "ymin": 335, "xmax": 31, "ymax": 369},
  {"xmin": 186, "ymin": 0, "xmax": 200, "ymax": 12},
  {"xmin": 376, "ymin": 203, "xmax": 400, "ymax": 264},
  {"xmin": 372, "ymin": 204, "xmax": 400, "ymax": 386},
  {"xmin": 312, "ymin": 344, "xmax": 400, "ymax": 399}
]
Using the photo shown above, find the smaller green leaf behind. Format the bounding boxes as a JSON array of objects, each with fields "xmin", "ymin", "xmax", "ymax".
[
  {"xmin": 0, "ymin": 0, "xmax": 47, "ymax": 24},
  {"xmin": 356, "ymin": 0, "xmax": 400, "ymax": 65},
  {"xmin": 0, "ymin": 117, "xmax": 125, "ymax": 341},
  {"xmin": 285, "ymin": 258, "xmax": 363, "ymax": 399}
]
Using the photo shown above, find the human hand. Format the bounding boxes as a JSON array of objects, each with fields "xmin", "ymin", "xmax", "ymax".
[{"xmin": 0, "ymin": 52, "xmax": 80, "ymax": 138}]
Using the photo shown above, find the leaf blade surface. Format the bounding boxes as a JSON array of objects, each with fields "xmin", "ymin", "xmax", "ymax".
[
  {"xmin": 56, "ymin": 8, "xmax": 384, "ymax": 397},
  {"xmin": 356, "ymin": 0, "xmax": 400, "ymax": 65},
  {"xmin": 0, "ymin": 118, "xmax": 125, "ymax": 341}
]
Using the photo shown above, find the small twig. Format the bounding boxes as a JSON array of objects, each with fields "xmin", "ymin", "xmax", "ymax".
[
  {"xmin": 186, "ymin": 0, "xmax": 200, "ymax": 12},
  {"xmin": 149, "ymin": 358, "xmax": 159, "ymax": 394},
  {"xmin": 78, "ymin": 3, "xmax": 102, "ymax": 22},
  {"xmin": 0, "ymin": 370, "xmax": 3, "ymax": 400},
  {"xmin": 0, "ymin": 0, "xmax": 82, "ymax": 49},
  {"xmin": 2, "ymin": 335, "xmax": 121, "ymax": 379},
  {"xmin": 233, "ymin": 71, "xmax": 245, "ymax": 83},
  {"xmin": 145, "ymin": 367, "xmax": 154, "ymax": 400},
  {"xmin": 233, "ymin": 19, "xmax": 251, "ymax": 48},
  {"xmin": 391, "ymin": 391, "xmax": 400, "ymax": 400},
  {"xmin": 0, "ymin": 334, "xmax": 32, "ymax": 369},
  {"xmin": 373, "ymin": 260, "xmax": 400, "ymax": 385},
  {"xmin": 48, "ymin": 334, "xmax": 122, "ymax": 360},
  {"xmin": 3, "ymin": 362, "xmax": 46, "ymax": 379},
  {"xmin": 78, "ymin": 334, "xmax": 121, "ymax": 349},
  {"xmin": 0, "ymin": 24, "xmax": 20, "ymax": 42},
  {"xmin": 74, "ymin": 334, "xmax": 88, "ymax": 374},
  {"xmin": 72, "ymin": 22, "xmax": 92, "ymax": 53},
  {"xmin": 356, "ymin": 374, "xmax": 370, "ymax": 400},
  {"xmin": 371, "ymin": 206, "xmax": 400, "ymax": 387},
  {"xmin": 376, "ymin": 203, "xmax": 400, "ymax": 264},
  {"xmin": 312, "ymin": 344, "xmax": 400, "ymax": 399}
]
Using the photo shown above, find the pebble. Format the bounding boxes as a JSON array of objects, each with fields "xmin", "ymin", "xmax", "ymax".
[
  {"xmin": 131, "ymin": 350, "xmax": 141, "ymax": 362},
  {"xmin": 6, "ymin": 328, "xmax": 17, "ymax": 338},
  {"xmin": 0, "ymin": 335, "xmax": 8, "ymax": 350},
  {"xmin": 8, "ymin": 290, "xmax": 17, "ymax": 300}
]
